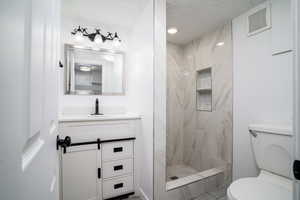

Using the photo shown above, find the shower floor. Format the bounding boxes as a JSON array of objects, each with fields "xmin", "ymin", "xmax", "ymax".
[
  {"xmin": 167, "ymin": 164, "xmax": 198, "ymax": 181},
  {"xmin": 166, "ymin": 165, "xmax": 226, "ymax": 191}
]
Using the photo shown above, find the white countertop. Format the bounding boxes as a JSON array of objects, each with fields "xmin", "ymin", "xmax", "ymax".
[{"xmin": 59, "ymin": 113, "xmax": 141, "ymax": 122}]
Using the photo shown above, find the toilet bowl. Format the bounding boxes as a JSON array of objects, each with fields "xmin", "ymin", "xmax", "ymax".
[
  {"xmin": 227, "ymin": 124, "xmax": 293, "ymax": 200},
  {"xmin": 227, "ymin": 170, "xmax": 292, "ymax": 200}
]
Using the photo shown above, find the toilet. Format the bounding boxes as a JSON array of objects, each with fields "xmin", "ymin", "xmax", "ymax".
[{"xmin": 227, "ymin": 124, "xmax": 293, "ymax": 200}]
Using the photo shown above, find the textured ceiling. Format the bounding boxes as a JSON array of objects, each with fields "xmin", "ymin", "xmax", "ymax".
[
  {"xmin": 62, "ymin": 0, "xmax": 149, "ymax": 29},
  {"xmin": 167, "ymin": 0, "xmax": 266, "ymax": 45}
]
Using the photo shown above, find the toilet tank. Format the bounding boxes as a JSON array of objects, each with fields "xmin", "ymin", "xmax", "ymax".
[{"xmin": 249, "ymin": 124, "xmax": 293, "ymax": 179}]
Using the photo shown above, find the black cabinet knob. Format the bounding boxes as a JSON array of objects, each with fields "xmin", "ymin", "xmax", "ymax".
[
  {"xmin": 294, "ymin": 160, "xmax": 300, "ymax": 180},
  {"xmin": 59, "ymin": 61, "xmax": 63, "ymax": 68}
]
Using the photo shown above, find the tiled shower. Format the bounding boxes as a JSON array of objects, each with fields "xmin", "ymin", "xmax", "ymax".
[{"xmin": 166, "ymin": 23, "xmax": 233, "ymax": 192}]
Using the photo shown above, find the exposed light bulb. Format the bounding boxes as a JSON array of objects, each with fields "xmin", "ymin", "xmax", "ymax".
[
  {"xmin": 94, "ymin": 34, "xmax": 103, "ymax": 44},
  {"xmin": 74, "ymin": 31, "xmax": 84, "ymax": 41},
  {"xmin": 113, "ymin": 37, "xmax": 121, "ymax": 48}
]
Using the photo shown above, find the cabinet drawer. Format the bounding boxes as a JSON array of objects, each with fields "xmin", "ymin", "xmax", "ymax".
[
  {"xmin": 102, "ymin": 141, "xmax": 133, "ymax": 161},
  {"xmin": 103, "ymin": 158, "xmax": 133, "ymax": 179},
  {"xmin": 59, "ymin": 121, "xmax": 136, "ymax": 142},
  {"xmin": 103, "ymin": 175, "xmax": 133, "ymax": 199}
]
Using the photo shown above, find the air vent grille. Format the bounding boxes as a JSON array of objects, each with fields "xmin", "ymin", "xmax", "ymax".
[
  {"xmin": 247, "ymin": 3, "xmax": 271, "ymax": 36},
  {"xmin": 249, "ymin": 8, "xmax": 267, "ymax": 33}
]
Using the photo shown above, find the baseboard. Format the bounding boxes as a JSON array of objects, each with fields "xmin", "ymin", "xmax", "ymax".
[{"xmin": 138, "ymin": 188, "xmax": 150, "ymax": 200}]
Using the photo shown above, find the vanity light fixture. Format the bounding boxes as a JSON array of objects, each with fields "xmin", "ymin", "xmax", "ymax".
[
  {"xmin": 167, "ymin": 27, "xmax": 178, "ymax": 35},
  {"xmin": 71, "ymin": 26, "xmax": 121, "ymax": 45}
]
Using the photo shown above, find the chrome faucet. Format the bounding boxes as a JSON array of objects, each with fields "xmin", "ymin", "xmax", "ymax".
[{"xmin": 92, "ymin": 98, "xmax": 103, "ymax": 115}]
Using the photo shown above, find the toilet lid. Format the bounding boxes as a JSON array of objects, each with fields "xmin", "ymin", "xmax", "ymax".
[{"xmin": 228, "ymin": 178, "xmax": 292, "ymax": 200}]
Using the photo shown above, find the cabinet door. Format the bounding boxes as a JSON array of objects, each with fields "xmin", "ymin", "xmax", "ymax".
[{"xmin": 62, "ymin": 146, "xmax": 101, "ymax": 200}]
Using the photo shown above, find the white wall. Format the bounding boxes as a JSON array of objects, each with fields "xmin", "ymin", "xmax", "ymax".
[
  {"xmin": 127, "ymin": 2, "xmax": 154, "ymax": 199},
  {"xmin": 232, "ymin": 2, "xmax": 293, "ymax": 180}
]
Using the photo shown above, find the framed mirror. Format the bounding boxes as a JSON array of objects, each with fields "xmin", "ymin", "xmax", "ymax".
[{"xmin": 64, "ymin": 44, "xmax": 125, "ymax": 95}]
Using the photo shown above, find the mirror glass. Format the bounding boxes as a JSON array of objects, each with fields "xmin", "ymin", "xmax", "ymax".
[{"xmin": 65, "ymin": 44, "xmax": 125, "ymax": 95}]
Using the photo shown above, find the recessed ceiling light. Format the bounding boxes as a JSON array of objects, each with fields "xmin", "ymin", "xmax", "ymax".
[
  {"xmin": 216, "ymin": 42, "xmax": 225, "ymax": 46},
  {"xmin": 168, "ymin": 27, "xmax": 178, "ymax": 35}
]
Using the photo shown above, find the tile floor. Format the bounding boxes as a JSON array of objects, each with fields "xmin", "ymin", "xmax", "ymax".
[
  {"xmin": 126, "ymin": 176, "xmax": 228, "ymax": 200},
  {"xmin": 126, "ymin": 187, "xmax": 227, "ymax": 200},
  {"xmin": 193, "ymin": 187, "xmax": 227, "ymax": 200},
  {"xmin": 126, "ymin": 197, "xmax": 142, "ymax": 200},
  {"xmin": 126, "ymin": 194, "xmax": 227, "ymax": 200}
]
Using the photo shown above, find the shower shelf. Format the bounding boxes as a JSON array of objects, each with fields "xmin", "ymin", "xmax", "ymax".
[{"xmin": 196, "ymin": 67, "xmax": 212, "ymax": 112}]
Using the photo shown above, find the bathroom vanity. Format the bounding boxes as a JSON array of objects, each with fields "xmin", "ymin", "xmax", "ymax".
[{"xmin": 57, "ymin": 114, "xmax": 141, "ymax": 200}]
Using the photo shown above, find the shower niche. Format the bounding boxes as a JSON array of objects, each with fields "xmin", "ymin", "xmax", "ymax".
[{"xmin": 196, "ymin": 67, "xmax": 212, "ymax": 111}]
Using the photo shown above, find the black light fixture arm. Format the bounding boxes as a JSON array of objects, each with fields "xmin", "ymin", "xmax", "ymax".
[
  {"xmin": 71, "ymin": 25, "xmax": 121, "ymax": 43},
  {"xmin": 71, "ymin": 25, "xmax": 89, "ymax": 36}
]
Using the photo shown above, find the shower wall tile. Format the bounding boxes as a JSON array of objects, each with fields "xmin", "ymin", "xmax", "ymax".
[
  {"xmin": 164, "ymin": 23, "xmax": 233, "ymax": 199},
  {"xmin": 166, "ymin": 43, "xmax": 186, "ymax": 166},
  {"xmin": 181, "ymin": 23, "xmax": 233, "ymax": 175}
]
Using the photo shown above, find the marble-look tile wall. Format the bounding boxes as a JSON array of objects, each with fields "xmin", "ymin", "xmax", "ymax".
[
  {"xmin": 182, "ymin": 23, "xmax": 233, "ymax": 173},
  {"xmin": 167, "ymin": 23, "xmax": 233, "ymax": 185},
  {"xmin": 166, "ymin": 43, "xmax": 185, "ymax": 166}
]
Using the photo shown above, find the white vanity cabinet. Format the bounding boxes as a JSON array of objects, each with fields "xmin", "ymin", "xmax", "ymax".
[{"xmin": 58, "ymin": 115, "xmax": 140, "ymax": 200}]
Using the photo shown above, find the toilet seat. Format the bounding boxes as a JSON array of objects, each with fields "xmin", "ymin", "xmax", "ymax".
[{"xmin": 227, "ymin": 177, "xmax": 292, "ymax": 200}]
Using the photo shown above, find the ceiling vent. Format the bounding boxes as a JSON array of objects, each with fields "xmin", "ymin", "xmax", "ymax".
[{"xmin": 247, "ymin": 2, "xmax": 271, "ymax": 36}]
